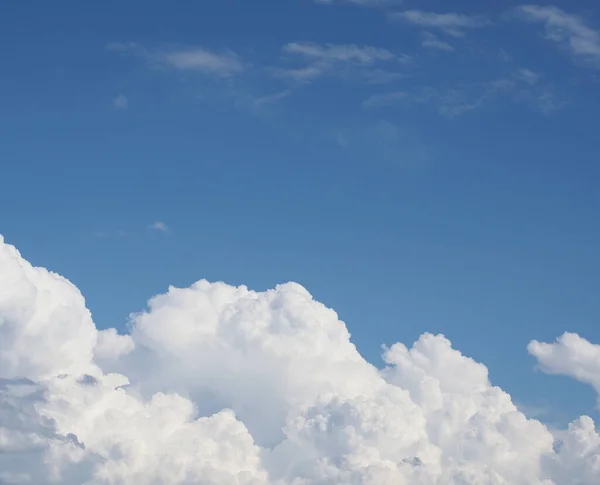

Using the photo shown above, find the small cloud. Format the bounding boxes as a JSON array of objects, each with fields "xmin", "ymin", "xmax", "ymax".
[
  {"xmin": 537, "ymin": 90, "xmax": 566, "ymax": 114},
  {"xmin": 148, "ymin": 221, "xmax": 169, "ymax": 233},
  {"xmin": 362, "ymin": 91, "xmax": 407, "ymax": 108},
  {"xmin": 108, "ymin": 42, "xmax": 244, "ymax": 77},
  {"xmin": 272, "ymin": 42, "xmax": 409, "ymax": 83},
  {"xmin": 390, "ymin": 10, "xmax": 490, "ymax": 37},
  {"xmin": 231, "ymin": 89, "xmax": 292, "ymax": 112},
  {"xmin": 113, "ymin": 94, "xmax": 128, "ymax": 110},
  {"xmin": 283, "ymin": 42, "xmax": 401, "ymax": 64},
  {"xmin": 421, "ymin": 32, "xmax": 455, "ymax": 52},
  {"xmin": 514, "ymin": 68, "xmax": 540, "ymax": 85},
  {"xmin": 498, "ymin": 48, "xmax": 513, "ymax": 62},
  {"xmin": 512, "ymin": 5, "xmax": 600, "ymax": 68}
]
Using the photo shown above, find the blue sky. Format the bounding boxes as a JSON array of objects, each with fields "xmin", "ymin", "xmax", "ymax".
[{"xmin": 1, "ymin": 0, "xmax": 600, "ymax": 427}]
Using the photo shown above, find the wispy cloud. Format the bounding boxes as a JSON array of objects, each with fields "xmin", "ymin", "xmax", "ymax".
[
  {"xmin": 272, "ymin": 42, "xmax": 409, "ymax": 83},
  {"xmin": 536, "ymin": 90, "xmax": 565, "ymax": 114},
  {"xmin": 372, "ymin": 78, "xmax": 560, "ymax": 118},
  {"xmin": 390, "ymin": 10, "xmax": 490, "ymax": 37},
  {"xmin": 113, "ymin": 94, "xmax": 128, "ymax": 110},
  {"xmin": 421, "ymin": 32, "xmax": 455, "ymax": 51},
  {"xmin": 333, "ymin": 120, "xmax": 430, "ymax": 168},
  {"xmin": 514, "ymin": 68, "xmax": 540, "ymax": 85},
  {"xmin": 284, "ymin": 42, "xmax": 401, "ymax": 64},
  {"xmin": 362, "ymin": 91, "xmax": 406, "ymax": 108},
  {"xmin": 148, "ymin": 221, "xmax": 169, "ymax": 233},
  {"xmin": 498, "ymin": 48, "xmax": 513, "ymax": 62},
  {"xmin": 108, "ymin": 42, "xmax": 244, "ymax": 77},
  {"xmin": 232, "ymin": 89, "xmax": 292, "ymax": 112},
  {"xmin": 315, "ymin": 0, "xmax": 402, "ymax": 6},
  {"xmin": 513, "ymin": 5, "xmax": 600, "ymax": 67}
]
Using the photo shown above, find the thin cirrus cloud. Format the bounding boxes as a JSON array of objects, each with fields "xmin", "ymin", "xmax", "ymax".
[
  {"xmin": 108, "ymin": 42, "xmax": 244, "ymax": 77},
  {"xmin": 390, "ymin": 10, "xmax": 490, "ymax": 37},
  {"xmin": 513, "ymin": 5, "xmax": 600, "ymax": 67},
  {"xmin": 271, "ymin": 41, "xmax": 409, "ymax": 82},
  {"xmin": 365, "ymin": 76, "xmax": 559, "ymax": 118},
  {"xmin": 1, "ymin": 234, "xmax": 600, "ymax": 484}
]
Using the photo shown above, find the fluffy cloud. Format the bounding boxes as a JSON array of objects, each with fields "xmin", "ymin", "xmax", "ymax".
[
  {"xmin": 529, "ymin": 332, "xmax": 600, "ymax": 403},
  {"xmin": 1, "ymin": 234, "xmax": 599, "ymax": 484}
]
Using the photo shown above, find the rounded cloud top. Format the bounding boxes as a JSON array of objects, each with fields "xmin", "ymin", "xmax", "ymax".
[{"xmin": 0, "ymin": 235, "xmax": 598, "ymax": 485}]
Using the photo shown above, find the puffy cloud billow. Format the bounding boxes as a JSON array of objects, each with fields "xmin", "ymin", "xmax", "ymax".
[{"xmin": 0, "ymin": 235, "xmax": 599, "ymax": 485}]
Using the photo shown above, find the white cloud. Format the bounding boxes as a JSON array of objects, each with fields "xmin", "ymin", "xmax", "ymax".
[
  {"xmin": 362, "ymin": 91, "xmax": 406, "ymax": 108},
  {"xmin": 113, "ymin": 94, "xmax": 128, "ymax": 110},
  {"xmin": 529, "ymin": 332, "xmax": 600, "ymax": 403},
  {"xmin": 1, "ymin": 233, "xmax": 600, "ymax": 484},
  {"xmin": 108, "ymin": 42, "xmax": 244, "ymax": 77},
  {"xmin": 515, "ymin": 67, "xmax": 540, "ymax": 84},
  {"xmin": 148, "ymin": 221, "xmax": 169, "ymax": 233},
  {"xmin": 390, "ymin": 10, "xmax": 489, "ymax": 37},
  {"xmin": 273, "ymin": 42, "xmax": 409, "ymax": 82},
  {"xmin": 421, "ymin": 31, "xmax": 455, "ymax": 51},
  {"xmin": 284, "ymin": 42, "xmax": 398, "ymax": 64},
  {"xmin": 514, "ymin": 5, "xmax": 600, "ymax": 67}
]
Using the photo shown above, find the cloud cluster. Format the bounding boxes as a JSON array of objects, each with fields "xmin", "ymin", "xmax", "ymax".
[
  {"xmin": 1, "ymin": 234, "xmax": 599, "ymax": 484},
  {"xmin": 514, "ymin": 5, "xmax": 600, "ymax": 67}
]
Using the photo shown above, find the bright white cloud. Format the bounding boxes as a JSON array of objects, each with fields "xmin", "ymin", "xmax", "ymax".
[
  {"xmin": 514, "ymin": 5, "xmax": 600, "ymax": 67},
  {"xmin": 273, "ymin": 42, "xmax": 408, "ymax": 82},
  {"xmin": 390, "ymin": 10, "xmax": 489, "ymax": 37},
  {"xmin": 108, "ymin": 42, "xmax": 244, "ymax": 77},
  {"xmin": 529, "ymin": 332, "xmax": 600, "ymax": 403},
  {"xmin": 1, "ymin": 233, "xmax": 600, "ymax": 484}
]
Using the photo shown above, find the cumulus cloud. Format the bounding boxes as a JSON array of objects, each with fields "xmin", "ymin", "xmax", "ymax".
[
  {"xmin": 1, "ymin": 233, "xmax": 600, "ymax": 484},
  {"xmin": 514, "ymin": 5, "xmax": 600, "ymax": 67},
  {"xmin": 529, "ymin": 332, "xmax": 600, "ymax": 404},
  {"xmin": 390, "ymin": 10, "xmax": 490, "ymax": 37}
]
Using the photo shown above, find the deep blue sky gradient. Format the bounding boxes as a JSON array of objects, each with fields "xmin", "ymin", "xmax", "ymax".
[{"xmin": 1, "ymin": 0, "xmax": 599, "ymax": 427}]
